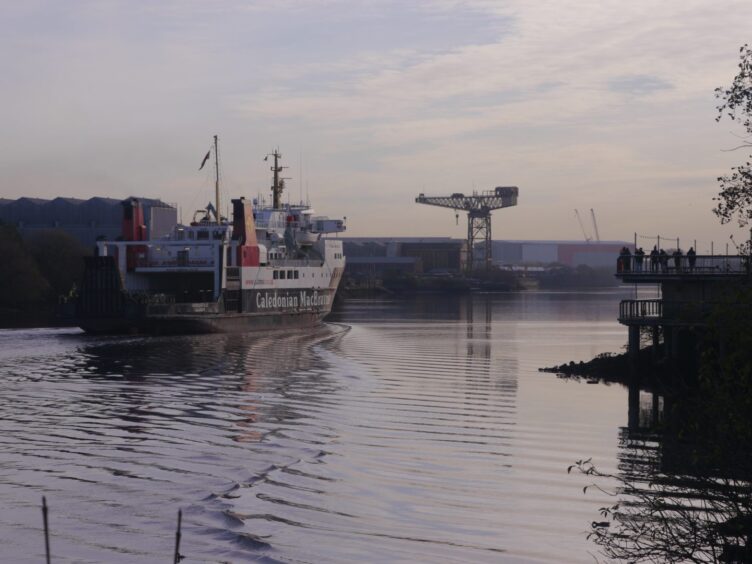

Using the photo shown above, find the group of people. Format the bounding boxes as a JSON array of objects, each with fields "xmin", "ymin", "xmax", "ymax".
[{"xmin": 618, "ymin": 245, "xmax": 697, "ymax": 273}]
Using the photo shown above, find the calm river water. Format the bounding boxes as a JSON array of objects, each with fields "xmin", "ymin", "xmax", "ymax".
[{"xmin": 0, "ymin": 291, "xmax": 645, "ymax": 563}]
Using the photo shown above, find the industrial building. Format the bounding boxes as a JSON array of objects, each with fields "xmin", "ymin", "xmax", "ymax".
[
  {"xmin": 342, "ymin": 237, "xmax": 467, "ymax": 281},
  {"xmin": 486, "ymin": 240, "xmax": 632, "ymax": 269},
  {"xmin": 341, "ymin": 237, "xmax": 632, "ymax": 286},
  {"xmin": 0, "ymin": 196, "xmax": 177, "ymax": 247}
]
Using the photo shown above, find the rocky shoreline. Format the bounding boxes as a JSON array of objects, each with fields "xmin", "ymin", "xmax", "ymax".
[{"xmin": 540, "ymin": 344, "xmax": 666, "ymax": 387}]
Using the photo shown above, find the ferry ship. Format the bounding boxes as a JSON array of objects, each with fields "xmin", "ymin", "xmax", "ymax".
[{"xmin": 75, "ymin": 140, "xmax": 346, "ymax": 334}]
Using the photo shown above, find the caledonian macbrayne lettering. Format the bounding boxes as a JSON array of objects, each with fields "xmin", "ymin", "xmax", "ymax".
[{"xmin": 256, "ymin": 290, "xmax": 329, "ymax": 310}]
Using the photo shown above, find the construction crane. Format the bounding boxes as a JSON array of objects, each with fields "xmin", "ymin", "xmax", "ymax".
[
  {"xmin": 415, "ymin": 187, "xmax": 519, "ymax": 272},
  {"xmin": 590, "ymin": 208, "xmax": 601, "ymax": 243},
  {"xmin": 574, "ymin": 209, "xmax": 592, "ymax": 243}
]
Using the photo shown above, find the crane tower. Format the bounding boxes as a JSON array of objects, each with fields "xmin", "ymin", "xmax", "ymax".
[{"xmin": 415, "ymin": 187, "xmax": 519, "ymax": 272}]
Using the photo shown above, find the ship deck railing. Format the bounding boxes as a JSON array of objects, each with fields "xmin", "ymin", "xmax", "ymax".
[
  {"xmin": 616, "ymin": 254, "xmax": 750, "ymax": 282},
  {"xmin": 136, "ymin": 258, "xmax": 215, "ymax": 268}
]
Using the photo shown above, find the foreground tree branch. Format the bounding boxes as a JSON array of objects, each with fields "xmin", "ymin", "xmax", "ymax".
[{"xmin": 714, "ymin": 44, "xmax": 752, "ymax": 227}]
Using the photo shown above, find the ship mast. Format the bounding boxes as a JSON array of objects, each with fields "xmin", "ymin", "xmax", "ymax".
[
  {"xmin": 269, "ymin": 149, "xmax": 287, "ymax": 209},
  {"xmin": 214, "ymin": 134, "xmax": 220, "ymax": 223}
]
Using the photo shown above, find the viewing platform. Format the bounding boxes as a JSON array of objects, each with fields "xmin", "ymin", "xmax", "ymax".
[
  {"xmin": 616, "ymin": 254, "xmax": 750, "ymax": 283},
  {"xmin": 614, "ymin": 253, "xmax": 750, "ymax": 372}
]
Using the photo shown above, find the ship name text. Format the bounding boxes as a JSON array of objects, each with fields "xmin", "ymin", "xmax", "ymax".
[{"xmin": 255, "ymin": 290, "xmax": 329, "ymax": 310}]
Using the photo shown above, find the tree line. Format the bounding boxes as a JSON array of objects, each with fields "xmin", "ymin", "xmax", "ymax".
[{"xmin": 0, "ymin": 222, "xmax": 89, "ymax": 316}]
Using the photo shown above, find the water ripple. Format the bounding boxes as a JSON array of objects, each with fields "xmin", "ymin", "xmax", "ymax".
[{"xmin": 0, "ymin": 294, "xmax": 633, "ymax": 562}]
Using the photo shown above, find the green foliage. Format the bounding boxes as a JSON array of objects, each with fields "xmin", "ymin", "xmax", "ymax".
[
  {"xmin": 692, "ymin": 287, "xmax": 752, "ymax": 461},
  {"xmin": 27, "ymin": 229, "xmax": 88, "ymax": 298},
  {"xmin": 0, "ymin": 223, "xmax": 50, "ymax": 310},
  {"xmin": 714, "ymin": 44, "xmax": 752, "ymax": 227},
  {"xmin": 0, "ymin": 224, "xmax": 89, "ymax": 314}
]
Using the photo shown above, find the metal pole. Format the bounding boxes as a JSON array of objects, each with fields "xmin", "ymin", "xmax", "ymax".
[
  {"xmin": 676, "ymin": 237, "xmax": 679, "ymax": 251},
  {"xmin": 634, "ymin": 232, "xmax": 637, "ymax": 250},
  {"xmin": 657, "ymin": 235, "xmax": 660, "ymax": 251},
  {"xmin": 711, "ymin": 241, "xmax": 714, "ymax": 256},
  {"xmin": 42, "ymin": 497, "xmax": 50, "ymax": 564},
  {"xmin": 214, "ymin": 135, "xmax": 220, "ymax": 223},
  {"xmin": 467, "ymin": 214, "xmax": 474, "ymax": 274},
  {"xmin": 173, "ymin": 509, "xmax": 182, "ymax": 564}
]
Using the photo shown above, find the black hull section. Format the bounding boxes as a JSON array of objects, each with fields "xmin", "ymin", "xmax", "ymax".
[{"xmin": 78, "ymin": 310, "xmax": 330, "ymax": 335}]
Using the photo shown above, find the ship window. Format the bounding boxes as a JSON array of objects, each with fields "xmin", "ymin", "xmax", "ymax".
[
  {"xmin": 294, "ymin": 270, "xmax": 299, "ymax": 279},
  {"xmin": 226, "ymin": 248, "xmax": 232, "ymax": 266},
  {"xmin": 280, "ymin": 270, "xmax": 286, "ymax": 279},
  {"xmin": 287, "ymin": 270, "xmax": 293, "ymax": 279},
  {"xmin": 188, "ymin": 232, "xmax": 195, "ymax": 240},
  {"xmin": 197, "ymin": 230, "xmax": 209, "ymax": 240},
  {"xmin": 213, "ymin": 230, "xmax": 223, "ymax": 240},
  {"xmin": 273, "ymin": 271, "xmax": 279, "ymax": 279}
]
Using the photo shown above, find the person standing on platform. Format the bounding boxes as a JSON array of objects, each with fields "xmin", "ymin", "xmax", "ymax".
[
  {"xmin": 673, "ymin": 248, "xmax": 683, "ymax": 272},
  {"xmin": 635, "ymin": 247, "xmax": 645, "ymax": 272},
  {"xmin": 687, "ymin": 247, "xmax": 696, "ymax": 271},
  {"xmin": 622, "ymin": 246, "xmax": 632, "ymax": 272},
  {"xmin": 650, "ymin": 246, "xmax": 659, "ymax": 272},
  {"xmin": 659, "ymin": 249, "xmax": 669, "ymax": 272}
]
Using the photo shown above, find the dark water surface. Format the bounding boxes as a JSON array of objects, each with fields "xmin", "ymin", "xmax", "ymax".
[{"xmin": 0, "ymin": 291, "xmax": 638, "ymax": 563}]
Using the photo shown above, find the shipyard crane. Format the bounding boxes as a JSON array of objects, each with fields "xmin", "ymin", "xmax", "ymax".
[
  {"xmin": 415, "ymin": 187, "xmax": 519, "ymax": 272},
  {"xmin": 574, "ymin": 209, "xmax": 592, "ymax": 243},
  {"xmin": 590, "ymin": 208, "xmax": 601, "ymax": 243}
]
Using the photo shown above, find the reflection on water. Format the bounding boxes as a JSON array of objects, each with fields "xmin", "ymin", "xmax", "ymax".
[
  {"xmin": 1, "ymin": 290, "xmax": 647, "ymax": 563},
  {"xmin": 578, "ymin": 378, "xmax": 752, "ymax": 562}
]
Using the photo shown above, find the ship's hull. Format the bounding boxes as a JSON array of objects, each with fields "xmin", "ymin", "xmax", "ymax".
[
  {"xmin": 78, "ymin": 309, "xmax": 329, "ymax": 335},
  {"xmin": 75, "ymin": 284, "xmax": 338, "ymax": 335}
]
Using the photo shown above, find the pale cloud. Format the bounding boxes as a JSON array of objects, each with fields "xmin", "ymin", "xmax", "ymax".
[{"xmin": 1, "ymin": 0, "xmax": 751, "ymax": 248}]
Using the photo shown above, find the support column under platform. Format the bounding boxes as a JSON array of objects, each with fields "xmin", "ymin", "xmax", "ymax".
[{"xmin": 628, "ymin": 325, "xmax": 640, "ymax": 362}]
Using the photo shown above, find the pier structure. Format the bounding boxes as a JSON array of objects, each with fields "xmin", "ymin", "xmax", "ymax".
[
  {"xmin": 415, "ymin": 187, "xmax": 518, "ymax": 272},
  {"xmin": 615, "ymin": 254, "xmax": 750, "ymax": 374}
]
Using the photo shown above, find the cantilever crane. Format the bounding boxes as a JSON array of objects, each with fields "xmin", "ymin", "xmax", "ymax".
[{"xmin": 415, "ymin": 187, "xmax": 519, "ymax": 272}]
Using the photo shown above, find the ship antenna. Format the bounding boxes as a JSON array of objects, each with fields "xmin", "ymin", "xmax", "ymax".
[{"xmin": 214, "ymin": 134, "xmax": 220, "ymax": 223}]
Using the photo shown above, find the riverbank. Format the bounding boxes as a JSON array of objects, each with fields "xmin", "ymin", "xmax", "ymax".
[{"xmin": 540, "ymin": 344, "xmax": 667, "ymax": 388}]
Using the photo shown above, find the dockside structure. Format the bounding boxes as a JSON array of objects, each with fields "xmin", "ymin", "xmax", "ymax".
[{"xmin": 615, "ymin": 253, "xmax": 750, "ymax": 374}]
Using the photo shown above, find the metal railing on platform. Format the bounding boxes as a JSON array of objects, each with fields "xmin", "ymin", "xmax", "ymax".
[
  {"xmin": 616, "ymin": 254, "xmax": 750, "ymax": 276},
  {"xmin": 619, "ymin": 299, "xmax": 662, "ymax": 321},
  {"xmin": 618, "ymin": 299, "xmax": 717, "ymax": 324}
]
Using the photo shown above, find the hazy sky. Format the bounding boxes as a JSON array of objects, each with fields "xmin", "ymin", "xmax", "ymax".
[{"xmin": 2, "ymin": 1, "xmax": 752, "ymax": 250}]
